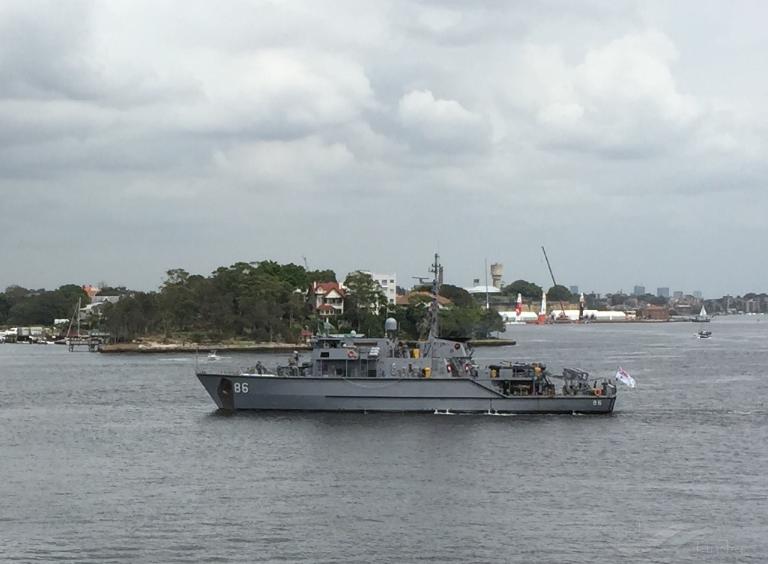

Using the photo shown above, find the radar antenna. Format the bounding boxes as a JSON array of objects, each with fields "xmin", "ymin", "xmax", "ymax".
[{"xmin": 412, "ymin": 276, "xmax": 431, "ymax": 285}]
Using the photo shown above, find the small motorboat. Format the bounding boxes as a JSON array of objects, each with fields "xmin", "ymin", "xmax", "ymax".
[
  {"xmin": 696, "ymin": 330, "xmax": 712, "ymax": 339},
  {"xmin": 207, "ymin": 350, "xmax": 223, "ymax": 360}
]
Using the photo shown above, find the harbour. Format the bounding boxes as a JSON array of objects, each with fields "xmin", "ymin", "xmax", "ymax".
[
  {"xmin": 3, "ymin": 2, "xmax": 768, "ymax": 561},
  {"xmin": 1, "ymin": 316, "xmax": 766, "ymax": 562}
]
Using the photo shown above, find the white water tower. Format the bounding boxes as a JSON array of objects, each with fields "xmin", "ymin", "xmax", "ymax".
[{"xmin": 490, "ymin": 263, "xmax": 503, "ymax": 289}]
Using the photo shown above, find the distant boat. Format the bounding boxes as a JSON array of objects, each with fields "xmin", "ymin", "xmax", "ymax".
[
  {"xmin": 693, "ymin": 305, "xmax": 711, "ymax": 323},
  {"xmin": 696, "ymin": 330, "xmax": 712, "ymax": 339},
  {"xmin": 207, "ymin": 351, "xmax": 222, "ymax": 361}
]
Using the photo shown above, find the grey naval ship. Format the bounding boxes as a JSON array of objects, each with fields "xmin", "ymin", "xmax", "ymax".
[{"xmin": 197, "ymin": 255, "xmax": 618, "ymax": 414}]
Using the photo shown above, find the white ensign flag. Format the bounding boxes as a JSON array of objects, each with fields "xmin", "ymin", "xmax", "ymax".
[{"xmin": 615, "ymin": 367, "xmax": 636, "ymax": 388}]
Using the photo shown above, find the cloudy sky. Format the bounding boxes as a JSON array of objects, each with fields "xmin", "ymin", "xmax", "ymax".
[{"xmin": 1, "ymin": 1, "xmax": 766, "ymax": 297}]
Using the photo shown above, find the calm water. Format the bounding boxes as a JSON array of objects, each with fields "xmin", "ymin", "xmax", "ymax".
[{"xmin": 1, "ymin": 318, "xmax": 766, "ymax": 563}]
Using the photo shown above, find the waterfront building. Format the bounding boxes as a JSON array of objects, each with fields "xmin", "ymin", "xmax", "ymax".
[
  {"xmin": 310, "ymin": 281, "xmax": 345, "ymax": 316},
  {"xmin": 80, "ymin": 295, "xmax": 122, "ymax": 318}
]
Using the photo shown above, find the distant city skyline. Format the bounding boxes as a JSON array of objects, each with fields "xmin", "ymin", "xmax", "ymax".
[{"xmin": 2, "ymin": 2, "xmax": 767, "ymax": 298}]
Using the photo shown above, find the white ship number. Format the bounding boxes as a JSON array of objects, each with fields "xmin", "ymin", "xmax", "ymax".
[
  {"xmin": 234, "ymin": 382, "xmax": 249, "ymax": 393},
  {"xmin": 592, "ymin": 399, "xmax": 602, "ymax": 406}
]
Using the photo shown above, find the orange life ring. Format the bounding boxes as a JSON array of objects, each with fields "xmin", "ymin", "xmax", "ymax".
[
  {"xmin": 593, "ymin": 388, "xmax": 603, "ymax": 397},
  {"xmin": 347, "ymin": 349, "xmax": 358, "ymax": 360}
]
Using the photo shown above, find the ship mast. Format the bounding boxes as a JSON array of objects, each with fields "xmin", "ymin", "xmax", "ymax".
[{"xmin": 428, "ymin": 253, "xmax": 441, "ymax": 340}]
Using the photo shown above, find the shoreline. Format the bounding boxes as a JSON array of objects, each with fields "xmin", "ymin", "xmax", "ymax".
[
  {"xmin": 100, "ymin": 343, "xmax": 311, "ymax": 353},
  {"xmin": 100, "ymin": 338, "xmax": 518, "ymax": 353}
]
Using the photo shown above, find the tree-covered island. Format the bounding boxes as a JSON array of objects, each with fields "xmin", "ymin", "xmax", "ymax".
[{"xmin": 0, "ymin": 260, "xmax": 504, "ymax": 345}]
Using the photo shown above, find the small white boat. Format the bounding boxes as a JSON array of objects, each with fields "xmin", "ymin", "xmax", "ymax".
[
  {"xmin": 693, "ymin": 305, "xmax": 711, "ymax": 323},
  {"xmin": 207, "ymin": 351, "xmax": 223, "ymax": 361},
  {"xmin": 696, "ymin": 330, "xmax": 712, "ymax": 339}
]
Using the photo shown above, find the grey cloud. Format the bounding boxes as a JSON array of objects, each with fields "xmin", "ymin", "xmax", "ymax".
[{"xmin": 1, "ymin": 0, "xmax": 767, "ymax": 297}]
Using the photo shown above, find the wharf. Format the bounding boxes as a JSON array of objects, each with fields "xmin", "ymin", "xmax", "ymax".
[{"xmin": 67, "ymin": 336, "xmax": 107, "ymax": 352}]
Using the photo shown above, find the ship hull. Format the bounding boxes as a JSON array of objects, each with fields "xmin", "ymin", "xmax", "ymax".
[{"xmin": 197, "ymin": 374, "xmax": 616, "ymax": 414}]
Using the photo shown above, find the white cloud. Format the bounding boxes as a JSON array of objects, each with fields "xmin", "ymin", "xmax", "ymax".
[
  {"xmin": 516, "ymin": 31, "xmax": 701, "ymax": 157},
  {"xmin": 1, "ymin": 1, "xmax": 768, "ymax": 295},
  {"xmin": 397, "ymin": 89, "xmax": 490, "ymax": 152},
  {"xmin": 213, "ymin": 136, "xmax": 355, "ymax": 187},
  {"xmin": 168, "ymin": 50, "xmax": 375, "ymax": 135}
]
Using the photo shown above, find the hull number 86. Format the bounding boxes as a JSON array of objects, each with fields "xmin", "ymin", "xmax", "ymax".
[{"xmin": 233, "ymin": 382, "xmax": 249, "ymax": 393}]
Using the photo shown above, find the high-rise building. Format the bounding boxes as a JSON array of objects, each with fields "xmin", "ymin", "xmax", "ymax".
[
  {"xmin": 633, "ymin": 285, "xmax": 645, "ymax": 296},
  {"xmin": 657, "ymin": 287, "xmax": 670, "ymax": 298},
  {"xmin": 569, "ymin": 285, "xmax": 579, "ymax": 295},
  {"xmin": 693, "ymin": 290, "xmax": 702, "ymax": 299},
  {"xmin": 673, "ymin": 291, "xmax": 683, "ymax": 299}
]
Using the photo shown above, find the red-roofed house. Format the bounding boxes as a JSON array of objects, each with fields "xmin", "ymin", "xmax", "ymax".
[
  {"xmin": 310, "ymin": 281, "xmax": 346, "ymax": 316},
  {"xmin": 82, "ymin": 285, "xmax": 100, "ymax": 299}
]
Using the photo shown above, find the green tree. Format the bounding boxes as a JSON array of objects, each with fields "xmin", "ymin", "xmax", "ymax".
[
  {"xmin": 5, "ymin": 285, "xmax": 88, "ymax": 325},
  {"xmin": 439, "ymin": 307, "xmax": 481, "ymax": 339},
  {"xmin": 439, "ymin": 284, "xmax": 473, "ymax": 308},
  {"xmin": 438, "ymin": 304, "xmax": 504, "ymax": 339},
  {"xmin": 4, "ymin": 285, "xmax": 30, "ymax": 306},
  {"xmin": 56, "ymin": 284, "xmax": 90, "ymax": 307},
  {"xmin": 546, "ymin": 285, "xmax": 573, "ymax": 303},
  {"xmin": 502, "ymin": 280, "xmax": 543, "ymax": 300},
  {"xmin": 102, "ymin": 293, "xmax": 161, "ymax": 341},
  {"xmin": 307, "ymin": 269, "xmax": 336, "ymax": 284},
  {"xmin": 97, "ymin": 286, "xmax": 131, "ymax": 296},
  {"xmin": 392, "ymin": 293, "xmax": 431, "ymax": 338},
  {"xmin": 343, "ymin": 272, "xmax": 386, "ymax": 333},
  {"xmin": 158, "ymin": 269, "xmax": 198, "ymax": 334},
  {"xmin": 0, "ymin": 293, "xmax": 10, "ymax": 324}
]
